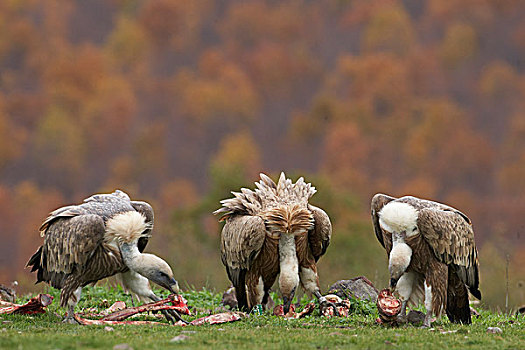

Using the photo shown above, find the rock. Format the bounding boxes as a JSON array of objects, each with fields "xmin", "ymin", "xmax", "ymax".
[
  {"xmin": 222, "ymin": 287, "xmax": 237, "ymax": 309},
  {"xmin": 113, "ymin": 344, "xmax": 133, "ymax": 350},
  {"xmin": 104, "ymin": 326, "xmax": 114, "ymax": 332},
  {"xmin": 328, "ymin": 276, "xmax": 378, "ymax": 301},
  {"xmin": 407, "ymin": 310, "xmax": 425, "ymax": 325},
  {"xmin": 487, "ymin": 327, "xmax": 503, "ymax": 334},
  {"xmin": 170, "ymin": 335, "xmax": 189, "ymax": 342},
  {"xmin": 0, "ymin": 284, "xmax": 16, "ymax": 303}
]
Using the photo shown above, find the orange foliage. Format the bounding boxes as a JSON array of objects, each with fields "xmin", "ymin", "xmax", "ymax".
[
  {"xmin": 362, "ymin": 3, "xmax": 415, "ymax": 56},
  {"xmin": 0, "ymin": 0, "xmax": 524, "ymax": 308}
]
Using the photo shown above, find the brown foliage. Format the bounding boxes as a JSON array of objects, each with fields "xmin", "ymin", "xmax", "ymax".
[{"xmin": 0, "ymin": 0, "xmax": 524, "ymax": 309}]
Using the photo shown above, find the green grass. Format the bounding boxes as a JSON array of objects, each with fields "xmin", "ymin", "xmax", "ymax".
[{"xmin": 1, "ymin": 286, "xmax": 523, "ymax": 349}]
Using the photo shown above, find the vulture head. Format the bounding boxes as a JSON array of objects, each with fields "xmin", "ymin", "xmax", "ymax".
[
  {"xmin": 378, "ymin": 202, "xmax": 419, "ymax": 290},
  {"xmin": 106, "ymin": 211, "xmax": 180, "ymax": 294},
  {"xmin": 264, "ymin": 204, "xmax": 314, "ymax": 314},
  {"xmin": 130, "ymin": 253, "xmax": 180, "ymax": 294}
]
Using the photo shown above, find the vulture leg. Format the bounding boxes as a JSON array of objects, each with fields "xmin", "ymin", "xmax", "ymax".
[
  {"xmin": 247, "ymin": 275, "xmax": 265, "ymax": 310},
  {"xmin": 422, "ymin": 281, "xmax": 433, "ymax": 328},
  {"xmin": 394, "ymin": 271, "xmax": 415, "ymax": 323},
  {"xmin": 62, "ymin": 287, "xmax": 82, "ymax": 324}
]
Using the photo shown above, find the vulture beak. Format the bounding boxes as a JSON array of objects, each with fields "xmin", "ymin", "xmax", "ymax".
[
  {"xmin": 390, "ymin": 278, "xmax": 398, "ymax": 290},
  {"xmin": 168, "ymin": 277, "xmax": 180, "ymax": 294},
  {"xmin": 282, "ymin": 287, "xmax": 296, "ymax": 315},
  {"xmin": 152, "ymin": 271, "xmax": 180, "ymax": 295}
]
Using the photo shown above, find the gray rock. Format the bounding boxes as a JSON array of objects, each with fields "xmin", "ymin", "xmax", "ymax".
[
  {"xmin": 327, "ymin": 276, "xmax": 379, "ymax": 301},
  {"xmin": 407, "ymin": 310, "xmax": 425, "ymax": 325},
  {"xmin": 0, "ymin": 284, "xmax": 16, "ymax": 303}
]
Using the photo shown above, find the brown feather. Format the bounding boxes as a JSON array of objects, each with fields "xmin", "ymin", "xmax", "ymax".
[
  {"xmin": 27, "ymin": 190, "xmax": 156, "ymax": 309},
  {"xmin": 371, "ymin": 194, "xmax": 481, "ymax": 325},
  {"xmin": 446, "ymin": 266, "xmax": 471, "ymax": 324},
  {"xmin": 217, "ymin": 173, "xmax": 332, "ymax": 311},
  {"xmin": 263, "ymin": 204, "xmax": 314, "ymax": 235},
  {"xmin": 308, "ymin": 205, "xmax": 332, "ymax": 261}
]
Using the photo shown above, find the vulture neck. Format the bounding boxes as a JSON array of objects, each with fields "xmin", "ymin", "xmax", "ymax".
[
  {"xmin": 278, "ymin": 233, "xmax": 299, "ymax": 295},
  {"xmin": 119, "ymin": 242, "xmax": 144, "ymax": 271}
]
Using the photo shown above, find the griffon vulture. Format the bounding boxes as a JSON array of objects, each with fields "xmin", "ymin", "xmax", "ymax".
[
  {"xmin": 371, "ymin": 194, "xmax": 481, "ymax": 326},
  {"xmin": 214, "ymin": 173, "xmax": 332, "ymax": 314},
  {"xmin": 27, "ymin": 190, "xmax": 185, "ymax": 323}
]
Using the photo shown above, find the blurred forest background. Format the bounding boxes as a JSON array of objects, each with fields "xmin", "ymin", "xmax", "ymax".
[{"xmin": 0, "ymin": 0, "xmax": 524, "ymax": 310}]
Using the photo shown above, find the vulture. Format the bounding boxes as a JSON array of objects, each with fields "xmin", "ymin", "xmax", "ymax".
[
  {"xmin": 27, "ymin": 190, "xmax": 185, "ymax": 324},
  {"xmin": 214, "ymin": 173, "xmax": 332, "ymax": 314},
  {"xmin": 371, "ymin": 194, "xmax": 481, "ymax": 327}
]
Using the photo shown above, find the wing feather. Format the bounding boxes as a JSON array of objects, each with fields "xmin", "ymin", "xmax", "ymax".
[
  {"xmin": 220, "ymin": 215, "xmax": 266, "ymax": 272},
  {"xmin": 130, "ymin": 200, "xmax": 154, "ymax": 252},
  {"xmin": 43, "ymin": 214, "xmax": 106, "ymax": 278},
  {"xmin": 307, "ymin": 205, "xmax": 332, "ymax": 261},
  {"xmin": 417, "ymin": 208, "xmax": 481, "ymax": 298},
  {"xmin": 220, "ymin": 214, "xmax": 266, "ymax": 295}
]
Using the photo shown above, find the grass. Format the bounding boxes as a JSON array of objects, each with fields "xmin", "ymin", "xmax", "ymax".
[{"xmin": 1, "ymin": 286, "xmax": 523, "ymax": 349}]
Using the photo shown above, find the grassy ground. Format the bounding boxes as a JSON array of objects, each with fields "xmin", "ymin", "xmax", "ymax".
[{"xmin": 0, "ymin": 286, "xmax": 523, "ymax": 349}]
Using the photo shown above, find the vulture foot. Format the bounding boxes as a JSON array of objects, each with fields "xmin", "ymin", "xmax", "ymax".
[
  {"xmin": 62, "ymin": 315, "xmax": 81, "ymax": 324},
  {"xmin": 161, "ymin": 309, "xmax": 189, "ymax": 325},
  {"xmin": 420, "ymin": 310, "xmax": 434, "ymax": 328}
]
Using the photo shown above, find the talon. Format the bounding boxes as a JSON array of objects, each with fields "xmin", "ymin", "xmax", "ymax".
[
  {"xmin": 62, "ymin": 315, "xmax": 81, "ymax": 324},
  {"xmin": 162, "ymin": 309, "xmax": 188, "ymax": 324}
]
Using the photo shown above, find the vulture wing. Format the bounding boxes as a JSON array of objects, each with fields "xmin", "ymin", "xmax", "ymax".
[
  {"xmin": 39, "ymin": 205, "xmax": 88, "ymax": 236},
  {"xmin": 41, "ymin": 214, "xmax": 106, "ymax": 289},
  {"xmin": 221, "ymin": 215, "xmax": 266, "ymax": 281},
  {"xmin": 417, "ymin": 208, "xmax": 481, "ymax": 299},
  {"xmin": 220, "ymin": 215, "xmax": 266, "ymax": 308},
  {"xmin": 370, "ymin": 193, "xmax": 397, "ymax": 251},
  {"xmin": 130, "ymin": 200, "xmax": 154, "ymax": 252},
  {"xmin": 307, "ymin": 205, "xmax": 332, "ymax": 262}
]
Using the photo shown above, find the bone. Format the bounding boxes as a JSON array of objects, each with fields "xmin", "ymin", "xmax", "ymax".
[{"xmin": 0, "ymin": 294, "xmax": 53, "ymax": 315}]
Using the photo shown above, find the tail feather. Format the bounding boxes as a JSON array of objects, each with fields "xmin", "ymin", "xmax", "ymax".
[
  {"xmin": 27, "ymin": 247, "xmax": 45, "ymax": 283},
  {"xmin": 227, "ymin": 267, "xmax": 248, "ymax": 311}
]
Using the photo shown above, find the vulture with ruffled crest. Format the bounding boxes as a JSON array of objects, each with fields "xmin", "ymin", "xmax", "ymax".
[
  {"xmin": 27, "ymin": 190, "xmax": 185, "ymax": 324},
  {"xmin": 371, "ymin": 194, "xmax": 481, "ymax": 327},
  {"xmin": 214, "ymin": 173, "xmax": 332, "ymax": 314}
]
